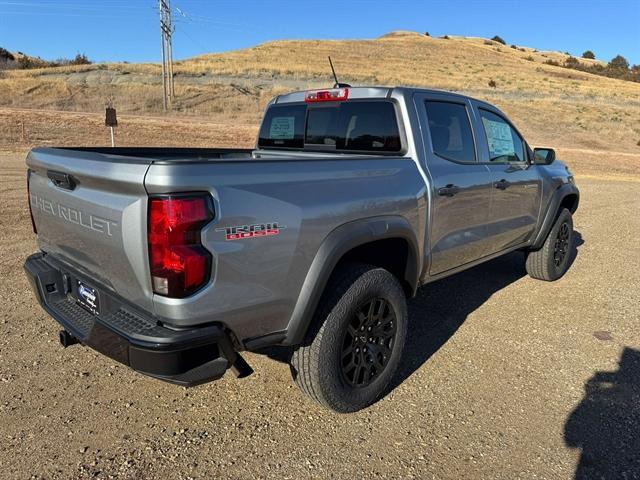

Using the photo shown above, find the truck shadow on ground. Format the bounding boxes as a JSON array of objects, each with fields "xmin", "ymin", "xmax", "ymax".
[
  {"xmin": 388, "ymin": 249, "xmax": 528, "ymax": 392},
  {"xmin": 564, "ymin": 347, "xmax": 640, "ymax": 479},
  {"xmin": 260, "ymin": 231, "xmax": 584, "ymax": 401},
  {"xmin": 388, "ymin": 230, "xmax": 583, "ymax": 392}
]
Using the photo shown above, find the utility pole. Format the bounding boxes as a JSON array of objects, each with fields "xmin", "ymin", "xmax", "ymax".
[
  {"xmin": 159, "ymin": 0, "xmax": 175, "ymax": 110},
  {"xmin": 160, "ymin": 7, "xmax": 167, "ymax": 112}
]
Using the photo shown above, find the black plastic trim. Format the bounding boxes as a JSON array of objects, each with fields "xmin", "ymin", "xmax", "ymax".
[
  {"xmin": 24, "ymin": 252, "xmax": 252, "ymax": 386},
  {"xmin": 532, "ymin": 183, "xmax": 580, "ymax": 249},
  {"xmin": 283, "ymin": 215, "xmax": 420, "ymax": 345},
  {"xmin": 47, "ymin": 170, "xmax": 77, "ymax": 190},
  {"xmin": 243, "ymin": 331, "xmax": 287, "ymax": 351}
]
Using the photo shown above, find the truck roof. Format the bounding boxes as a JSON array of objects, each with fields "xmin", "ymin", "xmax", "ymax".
[{"xmin": 274, "ymin": 86, "xmax": 491, "ymax": 108}]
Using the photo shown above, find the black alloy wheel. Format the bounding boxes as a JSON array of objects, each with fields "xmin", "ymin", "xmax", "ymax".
[
  {"xmin": 525, "ymin": 208, "xmax": 574, "ymax": 281},
  {"xmin": 341, "ymin": 298, "xmax": 397, "ymax": 388},
  {"xmin": 554, "ymin": 221, "xmax": 570, "ymax": 267},
  {"xmin": 290, "ymin": 263, "xmax": 408, "ymax": 412}
]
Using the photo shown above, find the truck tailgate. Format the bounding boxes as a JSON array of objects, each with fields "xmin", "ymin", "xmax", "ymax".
[{"xmin": 26, "ymin": 148, "xmax": 154, "ymax": 311}]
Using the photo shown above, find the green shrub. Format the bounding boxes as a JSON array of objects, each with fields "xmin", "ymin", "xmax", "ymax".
[
  {"xmin": 17, "ymin": 56, "xmax": 36, "ymax": 69},
  {"xmin": 564, "ymin": 56, "xmax": 581, "ymax": 69},
  {"xmin": 0, "ymin": 47, "xmax": 14, "ymax": 61},
  {"xmin": 70, "ymin": 53, "xmax": 92, "ymax": 65},
  {"xmin": 491, "ymin": 35, "xmax": 506, "ymax": 45},
  {"xmin": 548, "ymin": 52, "xmax": 637, "ymax": 83},
  {"xmin": 608, "ymin": 55, "xmax": 629, "ymax": 71},
  {"xmin": 582, "ymin": 50, "xmax": 595, "ymax": 59}
]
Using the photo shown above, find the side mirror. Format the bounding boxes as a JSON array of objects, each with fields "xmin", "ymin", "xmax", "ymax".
[{"xmin": 533, "ymin": 148, "xmax": 556, "ymax": 165}]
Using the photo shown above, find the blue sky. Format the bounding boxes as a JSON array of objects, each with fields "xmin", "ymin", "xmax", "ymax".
[{"xmin": 1, "ymin": 0, "xmax": 639, "ymax": 64}]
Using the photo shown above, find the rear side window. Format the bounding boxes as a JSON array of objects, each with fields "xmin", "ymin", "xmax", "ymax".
[
  {"xmin": 258, "ymin": 101, "xmax": 402, "ymax": 153},
  {"xmin": 425, "ymin": 101, "xmax": 476, "ymax": 163}
]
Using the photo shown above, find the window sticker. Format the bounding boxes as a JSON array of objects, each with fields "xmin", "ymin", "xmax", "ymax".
[
  {"xmin": 482, "ymin": 118, "xmax": 514, "ymax": 156},
  {"xmin": 270, "ymin": 117, "xmax": 296, "ymax": 140}
]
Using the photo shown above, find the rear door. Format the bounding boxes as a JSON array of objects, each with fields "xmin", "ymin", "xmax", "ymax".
[
  {"xmin": 415, "ymin": 93, "xmax": 494, "ymax": 275},
  {"xmin": 472, "ymin": 105, "xmax": 542, "ymax": 253}
]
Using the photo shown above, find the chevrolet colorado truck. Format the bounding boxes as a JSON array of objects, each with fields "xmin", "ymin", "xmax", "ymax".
[{"xmin": 24, "ymin": 86, "xmax": 579, "ymax": 412}]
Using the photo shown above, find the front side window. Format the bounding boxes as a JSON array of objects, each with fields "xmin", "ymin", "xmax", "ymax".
[
  {"xmin": 425, "ymin": 101, "xmax": 476, "ymax": 163},
  {"xmin": 479, "ymin": 109, "xmax": 526, "ymax": 163},
  {"xmin": 258, "ymin": 101, "xmax": 402, "ymax": 153}
]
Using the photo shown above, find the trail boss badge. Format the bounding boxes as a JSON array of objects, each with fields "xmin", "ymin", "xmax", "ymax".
[{"xmin": 216, "ymin": 222, "xmax": 285, "ymax": 241}]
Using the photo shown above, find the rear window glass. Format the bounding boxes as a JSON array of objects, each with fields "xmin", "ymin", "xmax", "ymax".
[
  {"xmin": 258, "ymin": 104, "xmax": 306, "ymax": 149},
  {"xmin": 258, "ymin": 101, "xmax": 402, "ymax": 153},
  {"xmin": 425, "ymin": 101, "xmax": 476, "ymax": 163}
]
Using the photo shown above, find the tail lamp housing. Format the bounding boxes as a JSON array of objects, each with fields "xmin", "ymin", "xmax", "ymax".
[
  {"xmin": 305, "ymin": 87, "xmax": 349, "ymax": 103},
  {"xmin": 148, "ymin": 194, "xmax": 214, "ymax": 298}
]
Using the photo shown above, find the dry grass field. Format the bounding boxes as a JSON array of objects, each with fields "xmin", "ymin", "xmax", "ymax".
[{"xmin": 1, "ymin": 32, "xmax": 639, "ymax": 162}]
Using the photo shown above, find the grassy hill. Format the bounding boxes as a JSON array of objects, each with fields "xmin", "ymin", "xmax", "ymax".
[{"xmin": 1, "ymin": 32, "xmax": 638, "ymax": 174}]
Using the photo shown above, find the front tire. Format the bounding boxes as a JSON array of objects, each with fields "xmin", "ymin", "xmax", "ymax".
[
  {"xmin": 526, "ymin": 208, "xmax": 574, "ymax": 281},
  {"xmin": 290, "ymin": 263, "xmax": 408, "ymax": 413}
]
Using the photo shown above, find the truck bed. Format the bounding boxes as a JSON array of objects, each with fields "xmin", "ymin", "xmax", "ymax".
[
  {"xmin": 26, "ymin": 145, "xmax": 425, "ymax": 338},
  {"xmin": 38, "ymin": 147, "xmax": 255, "ymax": 163}
]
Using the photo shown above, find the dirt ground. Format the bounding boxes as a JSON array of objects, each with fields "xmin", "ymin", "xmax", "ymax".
[{"xmin": 1, "ymin": 144, "xmax": 639, "ymax": 479}]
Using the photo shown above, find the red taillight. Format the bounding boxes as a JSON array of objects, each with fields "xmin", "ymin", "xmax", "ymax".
[
  {"xmin": 305, "ymin": 87, "xmax": 349, "ymax": 103},
  {"xmin": 27, "ymin": 170, "xmax": 37, "ymax": 234},
  {"xmin": 148, "ymin": 194, "xmax": 214, "ymax": 298}
]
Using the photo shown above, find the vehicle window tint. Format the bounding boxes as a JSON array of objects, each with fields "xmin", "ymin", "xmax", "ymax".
[
  {"xmin": 306, "ymin": 107, "xmax": 339, "ymax": 145},
  {"xmin": 479, "ymin": 109, "xmax": 526, "ymax": 163},
  {"xmin": 258, "ymin": 104, "xmax": 306, "ymax": 148},
  {"xmin": 258, "ymin": 101, "xmax": 402, "ymax": 153},
  {"xmin": 425, "ymin": 101, "xmax": 476, "ymax": 163}
]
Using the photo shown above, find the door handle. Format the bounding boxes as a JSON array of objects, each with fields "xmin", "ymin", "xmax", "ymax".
[
  {"xmin": 47, "ymin": 170, "xmax": 76, "ymax": 191},
  {"xmin": 437, "ymin": 184, "xmax": 460, "ymax": 197},
  {"xmin": 494, "ymin": 179, "xmax": 511, "ymax": 190}
]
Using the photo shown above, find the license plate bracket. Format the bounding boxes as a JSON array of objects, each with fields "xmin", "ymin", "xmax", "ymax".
[{"xmin": 76, "ymin": 280, "xmax": 100, "ymax": 315}]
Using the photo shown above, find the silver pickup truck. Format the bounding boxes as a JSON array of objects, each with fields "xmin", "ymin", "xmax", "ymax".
[{"xmin": 24, "ymin": 86, "xmax": 579, "ymax": 412}]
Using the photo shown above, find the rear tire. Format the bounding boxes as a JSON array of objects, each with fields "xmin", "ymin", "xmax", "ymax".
[
  {"xmin": 526, "ymin": 208, "xmax": 574, "ymax": 281},
  {"xmin": 290, "ymin": 263, "xmax": 407, "ymax": 413}
]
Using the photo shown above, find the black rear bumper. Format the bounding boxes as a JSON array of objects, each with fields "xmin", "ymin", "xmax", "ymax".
[{"xmin": 24, "ymin": 252, "xmax": 252, "ymax": 386}]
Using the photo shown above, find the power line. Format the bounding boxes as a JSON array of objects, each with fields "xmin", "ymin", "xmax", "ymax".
[
  {"xmin": 0, "ymin": 9, "xmax": 151, "ymax": 18},
  {"xmin": 0, "ymin": 1, "xmax": 155, "ymax": 11}
]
